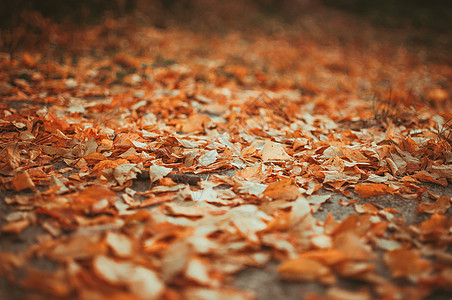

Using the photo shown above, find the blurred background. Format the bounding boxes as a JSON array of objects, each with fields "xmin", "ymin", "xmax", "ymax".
[
  {"xmin": 0, "ymin": 0, "xmax": 450, "ymax": 67},
  {"xmin": 1, "ymin": 0, "xmax": 451, "ymax": 31}
]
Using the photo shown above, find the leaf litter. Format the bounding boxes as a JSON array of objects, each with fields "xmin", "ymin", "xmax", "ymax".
[{"xmin": 0, "ymin": 2, "xmax": 451, "ymax": 300}]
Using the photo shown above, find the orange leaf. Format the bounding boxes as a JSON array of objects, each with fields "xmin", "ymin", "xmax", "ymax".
[
  {"xmin": 76, "ymin": 185, "xmax": 117, "ymax": 204},
  {"xmin": 261, "ymin": 140, "xmax": 291, "ymax": 162},
  {"xmin": 419, "ymin": 213, "xmax": 451, "ymax": 241},
  {"xmin": 417, "ymin": 196, "xmax": 451, "ymax": 214},
  {"xmin": 12, "ymin": 172, "xmax": 35, "ymax": 191},
  {"xmin": 412, "ymin": 171, "xmax": 448, "ymax": 186},
  {"xmin": 384, "ymin": 249, "xmax": 430, "ymax": 279},
  {"xmin": 326, "ymin": 287, "xmax": 371, "ymax": 300},
  {"xmin": 341, "ymin": 147, "xmax": 370, "ymax": 163},
  {"xmin": 354, "ymin": 183, "xmax": 394, "ymax": 198},
  {"xmin": 84, "ymin": 152, "xmax": 107, "ymax": 164},
  {"xmin": 263, "ymin": 179, "xmax": 301, "ymax": 201},
  {"xmin": 1, "ymin": 219, "xmax": 30, "ymax": 234},
  {"xmin": 354, "ymin": 203, "xmax": 379, "ymax": 214},
  {"xmin": 278, "ymin": 256, "xmax": 335, "ymax": 284},
  {"xmin": 300, "ymin": 249, "xmax": 348, "ymax": 266},
  {"xmin": 339, "ymin": 198, "xmax": 359, "ymax": 206},
  {"xmin": 179, "ymin": 114, "xmax": 211, "ymax": 133},
  {"xmin": 93, "ymin": 158, "xmax": 130, "ymax": 173}
]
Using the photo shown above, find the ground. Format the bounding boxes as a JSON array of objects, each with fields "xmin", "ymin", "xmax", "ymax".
[{"xmin": 0, "ymin": 1, "xmax": 451, "ymax": 300}]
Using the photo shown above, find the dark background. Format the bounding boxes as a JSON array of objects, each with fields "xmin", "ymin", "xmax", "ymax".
[{"xmin": 1, "ymin": 0, "xmax": 451, "ymax": 30}]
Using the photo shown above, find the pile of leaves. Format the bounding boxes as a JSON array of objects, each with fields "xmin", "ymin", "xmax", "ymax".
[{"xmin": 0, "ymin": 4, "xmax": 451, "ymax": 300}]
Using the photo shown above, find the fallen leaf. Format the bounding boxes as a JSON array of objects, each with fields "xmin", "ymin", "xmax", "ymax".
[
  {"xmin": 93, "ymin": 255, "xmax": 164, "ymax": 299},
  {"xmin": 1, "ymin": 219, "xmax": 30, "ymax": 234},
  {"xmin": 235, "ymin": 163, "xmax": 267, "ymax": 183},
  {"xmin": 185, "ymin": 256, "xmax": 215, "ymax": 286},
  {"xmin": 105, "ymin": 232, "xmax": 134, "ymax": 258},
  {"xmin": 179, "ymin": 114, "xmax": 211, "ymax": 133},
  {"xmin": 198, "ymin": 150, "xmax": 219, "ymax": 166},
  {"xmin": 384, "ymin": 249, "xmax": 430, "ymax": 280},
  {"xmin": 412, "ymin": 170, "xmax": 448, "ymax": 186},
  {"xmin": 354, "ymin": 203, "xmax": 379, "ymax": 215},
  {"xmin": 12, "ymin": 171, "xmax": 35, "ymax": 191},
  {"xmin": 149, "ymin": 163, "xmax": 173, "ymax": 183},
  {"xmin": 261, "ymin": 140, "xmax": 291, "ymax": 162},
  {"xmin": 263, "ymin": 179, "xmax": 301, "ymax": 201},
  {"xmin": 183, "ymin": 287, "xmax": 255, "ymax": 300},
  {"xmin": 339, "ymin": 199, "xmax": 359, "ymax": 206},
  {"xmin": 20, "ymin": 268, "xmax": 71, "ymax": 297},
  {"xmin": 0, "ymin": 252, "xmax": 25, "ymax": 274},
  {"xmin": 417, "ymin": 196, "xmax": 451, "ymax": 214},
  {"xmin": 418, "ymin": 213, "xmax": 451, "ymax": 242},
  {"xmin": 333, "ymin": 232, "xmax": 372, "ymax": 261},
  {"xmin": 354, "ymin": 183, "xmax": 394, "ymax": 198},
  {"xmin": 76, "ymin": 184, "xmax": 117, "ymax": 204},
  {"xmin": 326, "ymin": 287, "xmax": 371, "ymax": 300},
  {"xmin": 114, "ymin": 163, "xmax": 141, "ymax": 186},
  {"xmin": 278, "ymin": 256, "xmax": 336, "ymax": 284}
]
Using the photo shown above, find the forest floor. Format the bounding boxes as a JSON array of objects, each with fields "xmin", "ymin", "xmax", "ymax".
[{"xmin": 0, "ymin": 1, "xmax": 451, "ymax": 300}]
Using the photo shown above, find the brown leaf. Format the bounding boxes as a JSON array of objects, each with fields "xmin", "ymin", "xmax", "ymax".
[
  {"xmin": 185, "ymin": 256, "xmax": 216, "ymax": 286},
  {"xmin": 339, "ymin": 198, "xmax": 359, "ymax": 206},
  {"xmin": 76, "ymin": 185, "xmax": 117, "ymax": 204},
  {"xmin": 278, "ymin": 256, "xmax": 336, "ymax": 284},
  {"xmin": 93, "ymin": 255, "xmax": 164, "ymax": 299},
  {"xmin": 354, "ymin": 203, "xmax": 379, "ymax": 215},
  {"xmin": 412, "ymin": 170, "xmax": 448, "ymax": 186},
  {"xmin": 93, "ymin": 158, "xmax": 130, "ymax": 173},
  {"xmin": 261, "ymin": 140, "xmax": 291, "ymax": 162},
  {"xmin": 354, "ymin": 183, "xmax": 394, "ymax": 198},
  {"xmin": 341, "ymin": 147, "xmax": 370, "ymax": 163},
  {"xmin": 114, "ymin": 163, "xmax": 141, "ymax": 186},
  {"xmin": 20, "ymin": 268, "xmax": 71, "ymax": 297},
  {"xmin": 0, "ymin": 252, "xmax": 25, "ymax": 274},
  {"xmin": 326, "ymin": 287, "xmax": 371, "ymax": 300},
  {"xmin": 183, "ymin": 287, "xmax": 255, "ymax": 300},
  {"xmin": 1, "ymin": 219, "xmax": 30, "ymax": 234},
  {"xmin": 12, "ymin": 171, "xmax": 35, "ymax": 191},
  {"xmin": 235, "ymin": 163, "xmax": 268, "ymax": 183},
  {"xmin": 105, "ymin": 232, "xmax": 134, "ymax": 258},
  {"xmin": 5, "ymin": 145, "xmax": 21, "ymax": 169},
  {"xmin": 299, "ymin": 249, "xmax": 348, "ymax": 266},
  {"xmin": 333, "ymin": 232, "xmax": 372, "ymax": 261},
  {"xmin": 419, "ymin": 213, "xmax": 451, "ymax": 242},
  {"xmin": 149, "ymin": 163, "xmax": 173, "ymax": 183},
  {"xmin": 263, "ymin": 179, "xmax": 301, "ymax": 201},
  {"xmin": 384, "ymin": 249, "xmax": 430, "ymax": 280},
  {"xmin": 179, "ymin": 114, "xmax": 211, "ymax": 133},
  {"xmin": 417, "ymin": 196, "xmax": 451, "ymax": 214}
]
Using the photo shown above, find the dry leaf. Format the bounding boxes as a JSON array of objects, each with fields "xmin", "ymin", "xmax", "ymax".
[
  {"xmin": 114, "ymin": 163, "xmax": 141, "ymax": 186},
  {"xmin": 354, "ymin": 203, "xmax": 379, "ymax": 215},
  {"xmin": 278, "ymin": 256, "xmax": 335, "ymax": 284},
  {"xmin": 105, "ymin": 232, "xmax": 134, "ymax": 258},
  {"xmin": 354, "ymin": 183, "xmax": 394, "ymax": 198},
  {"xmin": 412, "ymin": 170, "xmax": 448, "ymax": 186},
  {"xmin": 93, "ymin": 255, "xmax": 164, "ymax": 299},
  {"xmin": 261, "ymin": 140, "xmax": 291, "ymax": 162},
  {"xmin": 149, "ymin": 164, "xmax": 173, "ymax": 183},
  {"xmin": 12, "ymin": 171, "xmax": 35, "ymax": 191},
  {"xmin": 417, "ymin": 196, "xmax": 451, "ymax": 214},
  {"xmin": 198, "ymin": 150, "xmax": 219, "ymax": 166},
  {"xmin": 183, "ymin": 287, "xmax": 255, "ymax": 300},
  {"xmin": 263, "ymin": 179, "xmax": 301, "ymax": 201},
  {"xmin": 1, "ymin": 219, "xmax": 30, "ymax": 234},
  {"xmin": 326, "ymin": 287, "xmax": 371, "ymax": 300},
  {"xmin": 384, "ymin": 249, "xmax": 430, "ymax": 280},
  {"xmin": 185, "ymin": 256, "xmax": 215, "ymax": 286}
]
